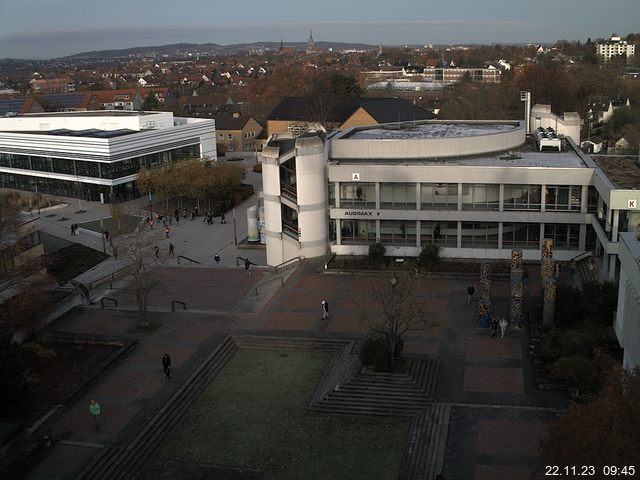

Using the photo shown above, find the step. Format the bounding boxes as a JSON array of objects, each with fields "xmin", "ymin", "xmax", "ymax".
[{"xmin": 86, "ymin": 336, "xmax": 239, "ymax": 480}]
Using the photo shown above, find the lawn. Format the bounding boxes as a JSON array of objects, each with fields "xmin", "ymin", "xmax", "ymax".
[
  {"xmin": 45, "ymin": 242, "xmax": 110, "ymax": 283},
  {"xmin": 158, "ymin": 349, "xmax": 410, "ymax": 480}
]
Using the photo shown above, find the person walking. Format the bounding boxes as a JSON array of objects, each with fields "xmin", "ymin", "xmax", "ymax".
[
  {"xmin": 221, "ymin": 212, "xmax": 226, "ymax": 224},
  {"xmin": 112, "ymin": 246, "xmax": 118, "ymax": 260},
  {"xmin": 499, "ymin": 318, "xmax": 508, "ymax": 338},
  {"xmin": 214, "ymin": 254, "xmax": 220, "ymax": 264},
  {"xmin": 169, "ymin": 242, "xmax": 174, "ymax": 256},
  {"xmin": 165, "ymin": 225, "xmax": 170, "ymax": 238},
  {"xmin": 321, "ymin": 300, "xmax": 330, "ymax": 319},
  {"xmin": 162, "ymin": 353, "xmax": 172, "ymax": 379},
  {"xmin": 490, "ymin": 317, "xmax": 498, "ymax": 338},
  {"xmin": 244, "ymin": 257, "xmax": 252, "ymax": 275},
  {"xmin": 154, "ymin": 245, "xmax": 159, "ymax": 258},
  {"xmin": 570, "ymin": 259, "xmax": 576, "ymax": 275},
  {"xmin": 174, "ymin": 209, "xmax": 180, "ymax": 224},
  {"xmin": 89, "ymin": 399, "xmax": 101, "ymax": 429},
  {"xmin": 70, "ymin": 224, "xmax": 75, "ymax": 236},
  {"xmin": 466, "ymin": 285, "xmax": 475, "ymax": 305},
  {"xmin": 182, "ymin": 208, "xmax": 187, "ymax": 219}
]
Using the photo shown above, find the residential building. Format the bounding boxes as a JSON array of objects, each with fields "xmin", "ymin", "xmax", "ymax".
[
  {"xmin": 359, "ymin": 66, "xmax": 501, "ymax": 89},
  {"xmin": 0, "ymin": 111, "xmax": 216, "ymax": 203},
  {"xmin": 596, "ymin": 35, "xmax": 636, "ymax": 63},
  {"xmin": 266, "ymin": 97, "xmax": 435, "ymax": 137},
  {"xmin": 214, "ymin": 113, "xmax": 263, "ymax": 152}
]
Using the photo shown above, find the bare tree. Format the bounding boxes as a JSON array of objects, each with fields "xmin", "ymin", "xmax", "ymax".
[
  {"xmin": 112, "ymin": 226, "xmax": 165, "ymax": 328},
  {"xmin": 355, "ymin": 270, "xmax": 442, "ymax": 369},
  {"xmin": 109, "ymin": 201, "xmax": 127, "ymax": 234}
]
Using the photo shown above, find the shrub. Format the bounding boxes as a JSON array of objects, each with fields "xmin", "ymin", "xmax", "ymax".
[
  {"xmin": 368, "ymin": 242, "xmax": 386, "ymax": 265},
  {"xmin": 360, "ymin": 334, "xmax": 392, "ymax": 372},
  {"xmin": 547, "ymin": 355, "xmax": 601, "ymax": 394},
  {"xmin": 419, "ymin": 242, "xmax": 441, "ymax": 271}
]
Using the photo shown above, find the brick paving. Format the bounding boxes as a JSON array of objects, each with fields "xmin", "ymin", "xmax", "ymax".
[{"xmin": 16, "ymin": 257, "xmax": 572, "ymax": 480}]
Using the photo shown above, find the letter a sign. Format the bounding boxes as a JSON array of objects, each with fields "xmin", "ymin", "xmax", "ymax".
[{"xmin": 352, "ymin": 173, "xmax": 360, "ymax": 181}]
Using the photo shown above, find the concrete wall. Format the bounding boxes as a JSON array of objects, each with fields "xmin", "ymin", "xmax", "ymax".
[
  {"xmin": 331, "ymin": 121, "xmax": 525, "ymax": 159},
  {"xmin": 615, "ymin": 232, "xmax": 640, "ymax": 370}
]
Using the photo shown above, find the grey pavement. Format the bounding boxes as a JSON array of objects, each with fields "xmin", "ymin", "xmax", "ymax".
[{"xmin": 36, "ymin": 157, "xmax": 267, "ymax": 291}]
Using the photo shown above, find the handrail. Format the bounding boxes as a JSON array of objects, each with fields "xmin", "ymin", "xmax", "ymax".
[
  {"xmin": 88, "ymin": 264, "xmax": 132, "ymax": 291},
  {"xmin": 177, "ymin": 255, "xmax": 201, "ymax": 265},
  {"xmin": 274, "ymin": 256, "xmax": 304, "ymax": 273},
  {"xmin": 569, "ymin": 251, "xmax": 593, "ymax": 262},
  {"xmin": 100, "ymin": 297, "xmax": 118, "ymax": 309},
  {"xmin": 255, "ymin": 276, "xmax": 284, "ymax": 296},
  {"xmin": 171, "ymin": 300, "xmax": 187, "ymax": 311}
]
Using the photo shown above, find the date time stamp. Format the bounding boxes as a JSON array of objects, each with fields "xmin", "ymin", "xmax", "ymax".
[{"xmin": 545, "ymin": 465, "xmax": 636, "ymax": 476}]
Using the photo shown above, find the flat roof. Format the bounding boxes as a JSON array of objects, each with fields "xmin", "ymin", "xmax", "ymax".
[
  {"xmin": 345, "ymin": 122, "xmax": 519, "ymax": 140},
  {"xmin": 15, "ymin": 110, "xmax": 156, "ymax": 118},
  {"xmin": 592, "ymin": 156, "xmax": 640, "ymax": 189}
]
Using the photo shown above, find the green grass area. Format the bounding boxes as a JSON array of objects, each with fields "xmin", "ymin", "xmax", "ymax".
[
  {"xmin": 79, "ymin": 215, "xmax": 140, "ymax": 235},
  {"xmin": 45, "ymin": 242, "xmax": 110, "ymax": 283},
  {"xmin": 159, "ymin": 349, "xmax": 410, "ymax": 480}
]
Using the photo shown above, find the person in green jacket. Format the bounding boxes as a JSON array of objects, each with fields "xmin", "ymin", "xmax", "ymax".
[{"xmin": 89, "ymin": 399, "xmax": 101, "ymax": 429}]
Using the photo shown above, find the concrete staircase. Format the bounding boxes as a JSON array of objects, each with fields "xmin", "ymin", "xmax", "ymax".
[
  {"xmin": 400, "ymin": 404, "xmax": 451, "ymax": 480},
  {"xmin": 77, "ymin": 335, "xmax": 238, "ymax": 480}
]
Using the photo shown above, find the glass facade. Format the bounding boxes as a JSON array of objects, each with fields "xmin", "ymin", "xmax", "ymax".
[
  {"xmin": 502, "ymin": 223, "xmax": 540, "ymax": 249},
  {"xmin": 461, "ymin": 222, "xmax": 499, "ymax": 248},
  {"xmin": 380, "ymin": 220, "xmax": 416, "ymax": 245},
  {"xmin": 503, "ymin": 184, "xmax": 542, "ymax": 210},
  {"xmin": 421, "ymin": 183, "xmax": 457, "ymax": 209},
  {"xmin": 544, "ymin": 224, "xmax": 580, "ymax": 248},
  {"xmin": 380, "ymin": 183, "xmax": 416, "ymax": 209},
  {"xmin": 340, "ymin": 182, "xmax": 375, "ymax": 208},
  {"xmin": 0, "ymin": 145, "xmax": 199, "ymax": 202},
  {"xmin": 545, "ymin": 185, "xmax": 581, "ymax": 211},
  {"xmin": 421, "ymin": 221, "xmax": 457, "ymax": 247},
  {"xmin": 341, "ymin": 219, "xmax": 375, "ymax": 244},
  {"xmin": 462, "ymin": 184, "xmax": 500, "ymax": 210}
]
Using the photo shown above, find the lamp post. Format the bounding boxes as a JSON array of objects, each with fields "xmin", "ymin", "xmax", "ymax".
[{"xmin": 148, "ymin": 191, "xmax": 153, "ymax": 218}]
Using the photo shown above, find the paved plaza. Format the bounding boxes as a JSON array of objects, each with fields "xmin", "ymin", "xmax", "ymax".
[{"xmin": 7, "ymin": 164, "xmax": 569, "ymax": 479}]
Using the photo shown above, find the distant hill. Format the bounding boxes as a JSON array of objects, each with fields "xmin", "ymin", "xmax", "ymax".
[{"xmin": 62, "ymin": 41, "xmax": 378, "ymax": 59}]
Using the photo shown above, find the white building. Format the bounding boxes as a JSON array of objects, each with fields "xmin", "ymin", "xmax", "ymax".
[
  {"xmin": 614, "ymin": 232, "xmax": 640, "ymax": 370},
  {"xmin": 0, "ymin": 111, "xmax": 216, "ymax": 203},
  {"xmin": 596, "ymin": 35, "xmax": 636, "ymax": 63},
  {"xmin": 260, "ymin": 115, "xmax": 640, "ymax": 284}
]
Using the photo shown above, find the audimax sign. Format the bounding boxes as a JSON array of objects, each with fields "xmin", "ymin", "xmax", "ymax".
[{"xmin": 344, "ymin": 210, "xmax": 380, "ymax": 216}]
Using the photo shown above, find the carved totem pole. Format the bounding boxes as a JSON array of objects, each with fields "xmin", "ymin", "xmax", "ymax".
[{"xmin": 510, "ymin": 250, "xmax": 523, "ymax": 328}]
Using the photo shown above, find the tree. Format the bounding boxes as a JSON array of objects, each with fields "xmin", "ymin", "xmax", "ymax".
[
  {"xmin": 109, "ymin": 201, "xmax": 127, "ymax": 234},
  {"xmin": 540, "ymin": 356, "xmax": 640, "ymax": 466},
  {"xmin": 113, "ymin": 227, "xmax": 164, "ymax": 328},
  {"xmin": 419, "ymin": 242, "xmax": 441, "ymax": 271},
  {"xmin": 141, "ymin": 91, "xmax": 159, "ymax": 111},
  {"xmin": 356, "ymin": 270, "xmax": 441, "ymax": 370},
  {"xmin": 368, "ymin": 242, "xmax": 386, "ymax": 265}
]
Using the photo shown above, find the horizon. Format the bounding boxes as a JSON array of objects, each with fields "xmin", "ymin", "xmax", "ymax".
[{"xmin": 1, "ymin": 0, "xmax": 639, "ymax": 60}]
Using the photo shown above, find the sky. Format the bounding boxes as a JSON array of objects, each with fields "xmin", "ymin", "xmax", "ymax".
[{"xmin": 1, "ymin": 0, "xmax": 639, "ymax": 59}]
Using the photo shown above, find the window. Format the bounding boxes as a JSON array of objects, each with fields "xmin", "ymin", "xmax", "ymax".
[
  {"xmin": 380, "ymin": 220, "xmax": 416, "ymax": 245},
  {"xmin": 340, "ymin": 183, "xmax": 375, "ymax": 208},
  {"xmin": 421, "ymin": 221, "xmax": 456, "ymax": 247},
  {"xmin": 380, "ymin": 183, "xmax": 415, "ymax": 209},
  {"xmin": 544, "ymin": 224, "xmax": 580, "ymax": 248},
  {"xmin": 545, "ymin": 186, "xmax": 581, "ymax": 211},
  {"xmin": 502, "ymin": 223, "xmax": 540, "ymax": 249},
  {"xmin": 462, "ymin": 184, "xmax": 500, "ymax": 210},
  {"xmin": 461, "ymin": 222, "xmax": 499, "ymax": 248},
  {"xmin": 219, "ymin": 133, "xmax": 224, "ymax": 139},
  {"xmin": 227, "ymin": 134, "xmax": 233, "ymax": 140},
  {"xmin": 503, "ymin": 185, "xmax": 541, "ymax": 210},
  {"xmin": 341, "ymin": 220, "xmax": 375, "ymax": 244},
  {"xmin": 328, "ymin": 182, "xmax": 336, "ymax": 208},
  {"xmin": 421, "ymin": 183, "xmax": 458, "ymax": 210}
]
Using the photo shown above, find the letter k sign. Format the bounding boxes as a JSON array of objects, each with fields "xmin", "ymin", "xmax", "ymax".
[{"xmin": 628, "ymin": 199, "xmax": 637, "ymax": 209}]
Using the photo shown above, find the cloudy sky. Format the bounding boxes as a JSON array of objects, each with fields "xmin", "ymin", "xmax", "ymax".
[{"xmin": 1, "ymin": 0, "xmax": 638, "ymax": 59}]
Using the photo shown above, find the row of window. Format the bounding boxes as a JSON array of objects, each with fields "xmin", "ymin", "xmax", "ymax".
[
  {"xmin": 217, "ymin": 131, "xmax": 257, "ymax": 140},
  {"xmin": 0, "ymin": 146, "xmax": 199, "ymax": 180},
  {"xmin": 332, "ymin": 220, "xmax": 588, "ymax": 250},
  {"xmin": 331, "ymin": 182, "xmax": 597, "ymax": 212}
]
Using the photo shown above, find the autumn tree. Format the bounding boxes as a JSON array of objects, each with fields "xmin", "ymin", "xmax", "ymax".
[{"xmin": 540, "ymin": 356, "xmax": 640, "ymax": 466}]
